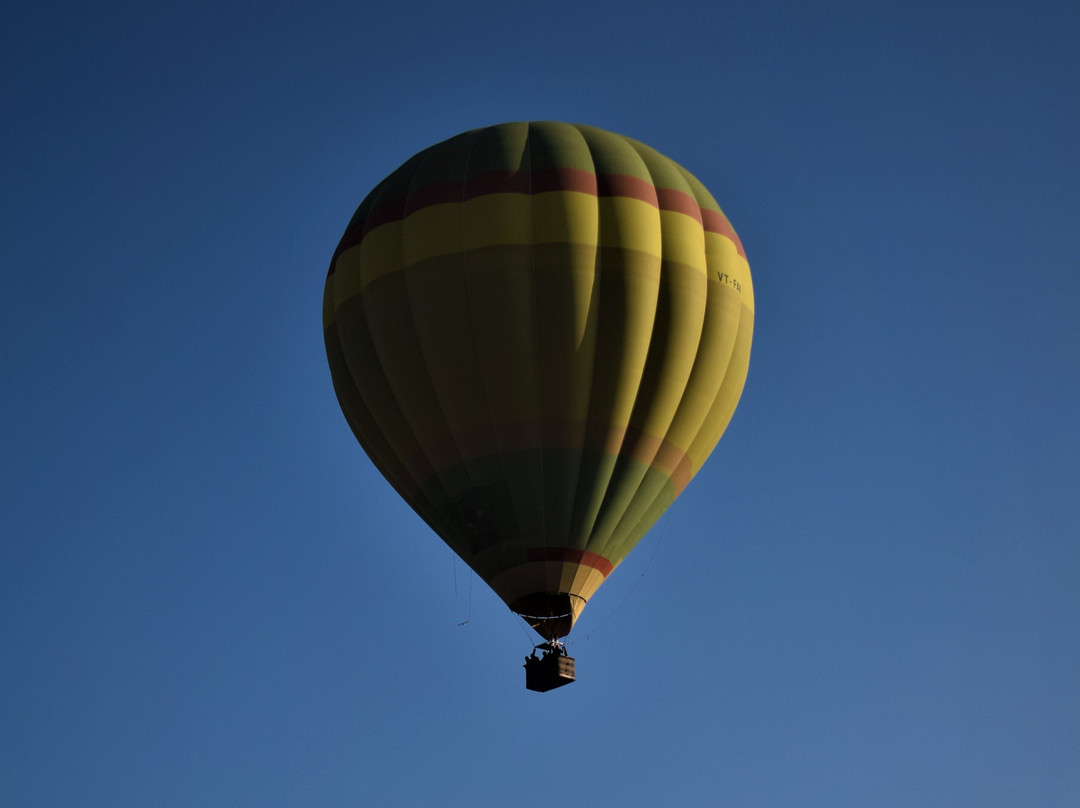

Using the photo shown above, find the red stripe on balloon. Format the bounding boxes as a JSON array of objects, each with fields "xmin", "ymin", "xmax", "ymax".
[
  {"xmin": 525, "ymin": 547, "xmax": 614, "ymax": 577},
  {"xmin": 656, "ymin": 187, "xmax": 703, "ymax": 225},
  {"xmin": 330, "ymin": 168, "xmax": 747, "ymax": 267},
  {"xmin": 701, "ymin": 209, "xmax": 746, "ymax": 258}
]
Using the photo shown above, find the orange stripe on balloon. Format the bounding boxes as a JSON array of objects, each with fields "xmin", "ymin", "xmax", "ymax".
[{"xmin": 396, "ymin": 419, "xmax": 693, "ymax": 495}]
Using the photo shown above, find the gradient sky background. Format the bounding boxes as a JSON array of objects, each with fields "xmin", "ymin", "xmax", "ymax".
[{"xmin": 3, "ymin": 1, "xmax": 1079, "ymax": 806}]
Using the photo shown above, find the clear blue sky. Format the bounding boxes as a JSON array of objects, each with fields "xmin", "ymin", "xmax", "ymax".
[{"xmin": 3, "ymin": 1, "xmax": 1078, "ymax": 805}]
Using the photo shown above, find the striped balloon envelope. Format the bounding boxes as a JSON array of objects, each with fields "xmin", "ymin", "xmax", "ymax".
[{"xmin": 323, "ymin": 122, "xmax": 753, "ymax": 640}]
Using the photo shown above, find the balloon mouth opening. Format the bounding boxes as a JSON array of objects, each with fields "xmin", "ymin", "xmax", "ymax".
[{"xmin": 510, "ymin": 593, "xmax": 583, "ymax": 640}]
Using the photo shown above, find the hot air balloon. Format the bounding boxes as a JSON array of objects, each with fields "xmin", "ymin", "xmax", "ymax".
[{"xmin": 322, "ymin": 122, "xmax": 753, "ymax": 690}]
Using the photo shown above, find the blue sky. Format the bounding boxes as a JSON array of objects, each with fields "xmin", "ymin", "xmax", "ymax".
[{"xmin": 3, "ymin": 1, "xmax": 1078, "ymax": 805}]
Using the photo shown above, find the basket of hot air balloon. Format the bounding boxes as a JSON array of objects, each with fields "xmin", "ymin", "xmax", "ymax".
[
  {"xmin": 322, "ymin": 122, "xmax": 753, "ymax": 689},
  {"xmin": 524, "ymin": 642, "xmax": 576, "ymax": 692}
]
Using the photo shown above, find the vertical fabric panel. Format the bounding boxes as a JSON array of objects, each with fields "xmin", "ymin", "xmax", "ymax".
[
  {"xmin": 528, "ymin": 123, "xmax": 600, "ymax": 550},
  {"xmin": 568, "ymin": 127, "xmax": 662, "ymax": 550}
]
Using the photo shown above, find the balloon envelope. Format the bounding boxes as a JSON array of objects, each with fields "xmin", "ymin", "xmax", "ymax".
[{"xmin": 323, "ymin": 122, "xmax": 753, "ymax": 639}]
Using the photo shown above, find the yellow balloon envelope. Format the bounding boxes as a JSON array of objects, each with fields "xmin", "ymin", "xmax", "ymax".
[{"xmin": 323, "ymin": 122, "xmax": 753, "ymax": 639}]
